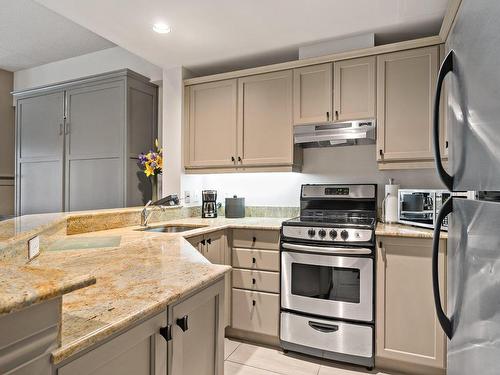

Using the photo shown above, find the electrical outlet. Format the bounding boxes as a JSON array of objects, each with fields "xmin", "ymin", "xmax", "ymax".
[
  {"xmin": 28, "ymin": 236, "xmax": 40, "ymax": 260},
  {"xmin": 184, "ymin": 190, "xmax": 191, "ymax": 204}
]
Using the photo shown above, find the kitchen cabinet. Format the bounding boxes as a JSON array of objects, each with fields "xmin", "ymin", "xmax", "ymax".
[
  {"xmin": 185, "ymin": 71, "xmax": 301, "ymax": 172},
  {"xmin": 1, "ymin": 298, "xmax": 61, "ymax": 375},
  {"xmin": 58, "ymin": 312, "xmax": 167, "ymax": 375},
  {"xmin": 376, "ymin": 46, "xmax": 440, "ymax": 168},
  {"xmin": 376, "ymin": 236, "xmax": 446, "ymax": 375},
  {"xmin": 237, "ymin": 70, "xmax": 294, "ymax": 166},
  {"xmin": 187, "ymin": 231, "xmax": 231, "ymax": 327},
  {"xmin": 333, "ymin": 56, "xmax": 376, "ymax": 121},
  {"xmin": 293, "ymin": 63, "xmax": 332, "ymax": 124},
  {"xmin": 168, "ymin": 279, "xmax": 225, "ymax": 375},
  {"xmin": 185, "ymin": 79, "xmax": 238, "ymax": 168},
  {"xmin": 227, "ymin": 229, "xmax": 280, "ymax": 346},
  {"xmin": 14, "ymin": 69, "xmax": 158, "ymax": 215}
]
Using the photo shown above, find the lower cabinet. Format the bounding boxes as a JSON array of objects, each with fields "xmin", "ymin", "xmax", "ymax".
[
  {"xmin": 58, "ymin": 312, "xmax": 167, "ymax": 375},
  {"xmin": 376, "ymin": 236, "xmax": 446, "ymax": 375},
  {"xmin": 55, "ymin": 279, "xmax": 225, "ymax": 375},
  {"xmin": 232, "ymin": 289, "xmax": 279, "ymax": 337},
  {"xmin": 168, "ymin": 279, "xmax": 225, "ymax": 375}
]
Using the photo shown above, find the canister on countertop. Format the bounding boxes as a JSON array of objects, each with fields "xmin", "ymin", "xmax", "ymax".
[{"xmin": 225, "ymin": 196, "xmax": 245, "ymax": 218}]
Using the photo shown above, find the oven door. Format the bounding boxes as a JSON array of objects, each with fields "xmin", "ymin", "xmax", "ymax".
[{"xmin": 281, "ymin": 249, "xmax": 373, "ymax": 322}]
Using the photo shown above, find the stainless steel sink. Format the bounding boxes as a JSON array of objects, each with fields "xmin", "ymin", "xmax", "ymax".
[{"xmin": 137, "ymin": 225, "xmax": 204, "ymax": 233}]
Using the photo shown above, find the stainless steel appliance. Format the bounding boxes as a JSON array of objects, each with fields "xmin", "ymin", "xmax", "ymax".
[
  {"xmin": 201, "ymin": 190, "xmax": 217, "ymax": 218},
  {"xmin": 398, "ymin": 189, "xmax": 473, "ymax": 230},
  {"xmin": 294, "ymin": 119, "xmax": 376, "ymax": 148},
  {"xmin": 432, "ymin": 1, "xmax": 500, "ymax": 374},
  {"xmin": 280, "ymin": 184, "xmax": 376, "ymax": 369}
]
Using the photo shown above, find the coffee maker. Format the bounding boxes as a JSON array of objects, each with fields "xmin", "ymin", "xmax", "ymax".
[{"xmin": 202, "ymin": 190, "xmax": 218, "ymax": 218}]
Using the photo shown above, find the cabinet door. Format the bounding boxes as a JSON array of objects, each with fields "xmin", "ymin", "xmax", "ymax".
[
  {"xmin": 333, "ymin": 56, "xmax": 375, "ymax": 121},
  {"xmin": 65, "ymin": 80, "xmax": 125, "ymax": 211},
  {"xmin": 168, "ymin": 279, "xmax": 225, "ymax": 375},
  {"xmin": 204, "ymin": 230, "xmax": 226, "ymax": 264},
  {"xmin": 293, "ymin": 63, "xmax": 332, "ymax": 124},
  {"xmin": 187, "ymin": 235, "xmax": 204, "ymax": 254},
  {"xmin": 376, "ymin": 237, "xmax": 446, "ymax": 373},
  {"xmin": 58, "ymin": 312, "xmax": 167, "ymax": 375},
  {"xmin": 238, "ymin": 71, "xmax": 293, "ymax": 166},
  {"xmin": 376, "ymin": 46, "xmax": 439, "ymax": 162},
  {"xmin": 16, "ymin": 92, "xmax": 64, "ymax": 215},
  {"xmin": 186, "ymin": 80, "xmax": 238, "ymax": 168}
]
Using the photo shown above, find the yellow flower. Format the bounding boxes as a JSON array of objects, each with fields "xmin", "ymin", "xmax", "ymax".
[
  {"xmin": 145, "ymin": 162, "xmax": 155, "ymax": 177},
  {"xmin": 156, "ymin": 155, "xmax": 163, "ymax": 169}
]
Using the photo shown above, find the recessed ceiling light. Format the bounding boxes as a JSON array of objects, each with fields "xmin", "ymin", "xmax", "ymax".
[{"xmin": 153, "ymin": 22, "xmax": 171, "ymax": 34}]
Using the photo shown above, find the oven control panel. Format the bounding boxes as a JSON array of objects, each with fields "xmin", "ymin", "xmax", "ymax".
[{"xmin": 282, "ymin": 225, "xmax": 373, "ymax": 243}]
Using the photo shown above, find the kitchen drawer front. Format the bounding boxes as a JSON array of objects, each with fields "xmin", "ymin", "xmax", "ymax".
[
  {"xmin": 280, "ymin": 311, "xmax": 373, "ymax": 359},
  {"xmin": 233, "ymin": 248, "xmax": 279, "ymax": 271},
  {"xmin": 232, "ymin": 289, "xmax": 279, "ymax": 337},
  {"xmin": 232, "ymin": 269, "xmax": 279, "ymax": 293},
  {"xmin": 232, "ymin": 229, "xmax": 279, "ymax": 250}
]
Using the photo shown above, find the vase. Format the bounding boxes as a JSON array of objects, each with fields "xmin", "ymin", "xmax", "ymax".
[{"xmin": 150, "ymin": 175, "xmax": 158, "ymax": 202}]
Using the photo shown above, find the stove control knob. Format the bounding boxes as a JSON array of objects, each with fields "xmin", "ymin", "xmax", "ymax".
[
  {"xmin": 307, "ymin": 229, "xmax": 316, "ymax": 237},
  {"xmin": 340, "ymin": 230, "xmax": 349, "ymax": 240},
  {"xmin": 329, "ymin": 230, "xmax": 337, "ymax": 240},
  {"xmin": 318, "ymin": 229, "xmax": 326, "ymax": 238}
]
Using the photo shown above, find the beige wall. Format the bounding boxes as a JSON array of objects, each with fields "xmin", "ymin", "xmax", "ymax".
[{"xmin": 0, "ymin": 69, "xmax": 15, "ymax": 216}]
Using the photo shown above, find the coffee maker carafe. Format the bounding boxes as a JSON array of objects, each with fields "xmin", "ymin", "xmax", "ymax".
[{"xmin": 202, "ymin": 190, "xmax": 218, "ymax": 218}]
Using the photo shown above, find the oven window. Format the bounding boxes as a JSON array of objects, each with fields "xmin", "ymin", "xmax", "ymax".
[{"xmin": 291, "ymin": 263, "xmax": 360, "ymax": 303}]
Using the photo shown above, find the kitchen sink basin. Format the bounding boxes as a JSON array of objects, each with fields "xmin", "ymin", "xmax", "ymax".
[{"xmin": 137, "ymin": 225, "xmax": 205, "ymax": 233}]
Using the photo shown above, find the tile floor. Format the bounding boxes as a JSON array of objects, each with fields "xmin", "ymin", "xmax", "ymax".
[{"xmin": 224, "ymin": 339, "xmax": 401, "ymax": 375}]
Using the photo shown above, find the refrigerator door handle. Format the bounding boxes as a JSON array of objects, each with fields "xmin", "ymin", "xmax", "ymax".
[
  {"xmin": 433, "ymin": 50, "xmax": 455, "ymax": 191},
  {"xmin": 432, "ymin": 196, "xmax": 453, "ymax": 339}
]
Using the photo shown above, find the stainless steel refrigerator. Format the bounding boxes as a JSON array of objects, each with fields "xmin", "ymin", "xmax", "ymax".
[{"xmin": 432, "ymin": 1, "xmax": 500, "ymax": 374}]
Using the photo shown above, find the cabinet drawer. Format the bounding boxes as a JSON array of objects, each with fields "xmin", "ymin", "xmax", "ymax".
[
  {"xmin": 233, "ymin": 248, "xmax": 279, "ymax": 271},
  {"xmin": 232, "ymin": 229, "xmax": 279, "ymax": 250},
  {"xmin": 232, "ymin": 289, "xmax": 279, "ymax": 337},
  {"xmin": 232, "ymin": 269, "xmax": 279, "ymax": 293}
]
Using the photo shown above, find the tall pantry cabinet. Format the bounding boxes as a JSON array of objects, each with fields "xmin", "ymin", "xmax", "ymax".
[{"xmin": 13, "ymin": 69, "xmax": 158, "ymax": 215}]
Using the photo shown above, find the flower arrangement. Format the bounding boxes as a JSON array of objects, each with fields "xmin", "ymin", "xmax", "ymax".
[
  {"xmin": 138, "ymin": 139, "xmax": 163, "ymax": 177},
  {"xmin": 138, "ymin": 139, "xmax": 163, "ymax": 201}
]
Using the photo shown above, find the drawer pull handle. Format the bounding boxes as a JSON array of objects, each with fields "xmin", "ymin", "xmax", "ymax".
[
  {"xmin": 200, "ymin": 239, "xmax": 206, "ymax": 246},
  {"xmin": 252, "ymin": 278, "xmax": 256, "ymax": 285},
  {"xmin": 176, "ymin": 315, "xmax": 189, "ymax": 332},
  {"xmin": 308, "ymin": 321, "xmax": 339, "ymax": 333},
  {"xmin": 252, "ymin": 257, "xmax": 256, "ymax": 264},
  {"xmin": 207, "ymin": 238, "xmax": 212, "ymax": 245},
  {"xmin": 252, "ymin": 236, "xmax": 256, "ymax": 243},
  {"xmin": 252, "ymin": 300, "xmax": 256, "ymax": 306}
]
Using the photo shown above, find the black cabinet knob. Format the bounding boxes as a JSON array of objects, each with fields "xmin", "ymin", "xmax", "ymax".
[
  {"xmin": 159, "ymin": 325, "xmax": 172, "ymax": 342},
  {"xmin": 231, "ymin": 156, "xmax": 235, "ymax": 162},
  {"xmin": 207, "ymin": 238, "xmax": 212, "ymax": 245},
  {"xmin": 252, "ymin": 278, "xmax": 256, "ymax": 285},
  {"xmin": 200, "ymin": 239, "xmax": 206, "ymax": 245},
  {"xmin": 176, "ymin": 315, "xmax": 189, "ymax": 332},
  {"xmin": 252, "ymin": 300, "xmax": 256, "ymax": 306},
  {"xmin": 252, "ymin": 236, "xmax": 256, "ymax": 243},
  {"xmin": 252, "ymin": 257, "xmax": 256, "ymax": 264}
]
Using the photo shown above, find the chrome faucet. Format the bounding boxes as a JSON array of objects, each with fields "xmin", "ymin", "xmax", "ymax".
[{"xmin": 140, "ymin": 200, "xmax": 167, "ymax": 227}]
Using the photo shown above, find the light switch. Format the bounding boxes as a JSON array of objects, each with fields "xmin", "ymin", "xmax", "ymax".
[{"xmin": 28, "ymin": 235, "xmax": 40, "ymax": 260}]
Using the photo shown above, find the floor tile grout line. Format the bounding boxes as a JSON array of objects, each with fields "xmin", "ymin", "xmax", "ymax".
[
  {"xmin": 224, "ymin": 340, "xmax": 241, "ymax": 360},
  {"xmin": 225, "ymin": 359, "xmax": 290, "ymax": 375}
]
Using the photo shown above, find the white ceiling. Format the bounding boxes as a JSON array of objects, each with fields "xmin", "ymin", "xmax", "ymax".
[
  {"xmin": 35, "ymin": 0, "xmax": 447, "ymax": 76},
  {"xmin": 0, "ymin": 0, "xmax": 114, "ymax": 72}
]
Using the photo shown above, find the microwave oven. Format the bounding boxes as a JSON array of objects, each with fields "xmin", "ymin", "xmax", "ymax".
[{"xmin": 398, "ymin": 189, "xmax": 475, "ymax": 230}]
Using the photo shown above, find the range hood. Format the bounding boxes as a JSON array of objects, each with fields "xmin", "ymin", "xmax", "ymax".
[{"xmin": 294, "ymin": 119, "xmax": 376, "ymax": 148}]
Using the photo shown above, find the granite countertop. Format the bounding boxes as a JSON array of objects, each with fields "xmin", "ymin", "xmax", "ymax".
[
  {"xmin": 0, "ymin": 264, "xmax": 95, "ymax": 315},
  {"xmin": 375, "ymin": 222, "xmax": 448, "ymax": 239},
  {"xmin": 22, "ymin": 216, "xmax": 284, "ymax": 364}
]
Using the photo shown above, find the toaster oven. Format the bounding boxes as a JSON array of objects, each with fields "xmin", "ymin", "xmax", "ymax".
[{"xmin": 398, "ymin": 190, "xmax": 475, "ymax": 230}]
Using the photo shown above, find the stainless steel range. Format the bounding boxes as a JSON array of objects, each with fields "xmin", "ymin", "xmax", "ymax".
[{"xmin": 280, "ymin": 184, "xmax": 376, "ymax": 369}]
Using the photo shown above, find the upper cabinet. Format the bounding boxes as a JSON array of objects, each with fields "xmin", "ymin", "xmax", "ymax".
[
  {"xmin": 238, "ymin": 70, "xmax": 294, "ymax": 166},
  {"xmin": 376, "ymin": 46, "xmax": 440, "ymax": 168},
  {"xmin": 333, "ymin": 56, "xmax": 376, "ymax": 121},
  {"xmin": 185, "ymin": 71, "xmax": 300, "ymax": 172},
  {"xmin": 186, "ymin": 79, "xmax": 238, "ymax": 168},
  {"xmin": 293, "ymin": 63, "xmax": 332, "ymax": 124}
]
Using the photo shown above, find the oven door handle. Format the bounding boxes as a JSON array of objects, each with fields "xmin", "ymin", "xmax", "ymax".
[
  {"xmin": 308, "ymin": 321, "xmax": 339, "ymax": 333},
  {"xmin": 282, "ymin": 242, "xmax": 372, "ymax": 255}
]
